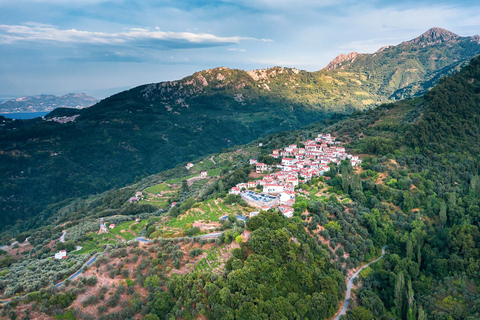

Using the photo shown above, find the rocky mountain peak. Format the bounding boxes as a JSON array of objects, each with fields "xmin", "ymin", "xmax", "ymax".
[
  {"xmin": 402, "ymin": 27, "xmax": 460, "ymax": 46},
  {"xmin": 324, "ymin": 52, "xmax": 360, "ymax": 70}
]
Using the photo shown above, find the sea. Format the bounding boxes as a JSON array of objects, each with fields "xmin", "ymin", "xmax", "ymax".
[{"xmin": 0, "ymin": 112, "xmax": 50, "ymax": 119}]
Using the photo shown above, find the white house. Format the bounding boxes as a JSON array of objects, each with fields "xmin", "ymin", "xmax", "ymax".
[
  {"xmin": 229, "ymin": 187, "xmax": 241, "ymax": 195},
  {"xmin": 256, "ymin": 163, "xmax": 268, "ymax": 173},
  {"xmin": 249, "ymin": 159, "xmax": 258, "ymax": 165},
  {"xmin": 200, "ymin": 171, "xmax": 208, "ymax": 177},
  {"xmin": 281, "ymin": 158, "xmax": 296, "ymax": 166},
  {"xmin": 247, "ymin": 181, "xmax": 257, "ymax": 189},
  {"xmin": 55, "ymin": 250, "xmax": 67, "ymax": 259},
  {"xmin": 263, "ymin": 184, "xmax": 284, "ymax": 194},
  {"xmin": 278, "ymin": 206, "xmax": 294, "ymax": 218}
]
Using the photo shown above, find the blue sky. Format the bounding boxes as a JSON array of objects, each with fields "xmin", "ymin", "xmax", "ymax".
[{"xmin": 1, "ymin": 0, "xmax": 480, "ymax": 98}]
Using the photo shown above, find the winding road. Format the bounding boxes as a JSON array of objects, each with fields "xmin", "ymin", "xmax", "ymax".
[{"xmin": 334, "ymin": 246, "xmax": 387, "ymax": 320}]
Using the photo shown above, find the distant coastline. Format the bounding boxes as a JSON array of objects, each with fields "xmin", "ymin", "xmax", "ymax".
[{"xmin": 1, "ymin": 111, "xmax": 50, "ymax": 119}]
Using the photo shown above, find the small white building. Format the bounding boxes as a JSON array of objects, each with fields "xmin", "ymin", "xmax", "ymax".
[
  {"xmin": 249, "ymin": 159, "xmax": 258, "ymax": 165},
  {"xmin": 263, "ymin": 184, "xmax": 284, "ymax": 194},
  {"xmin": 256, "ymin": 163, "xmax": 268, "ymax": 173},
  {"xmin": 186, "ymin": 163, "xmax": 194, "ymax": 170},
  {"xmin": 200, "ymin": 171, "xmax": 208, "ymax": 177},
  {"xmin": 278, "ymin": 206, "xmax": 294, "ymax": 218},
  {"xmin": 229, "ymin": 187, "xmax": 241, "ymax": 195},
  {"xmin": 55, "ymin": 250, "xmax": 67, "ymax": 259}
]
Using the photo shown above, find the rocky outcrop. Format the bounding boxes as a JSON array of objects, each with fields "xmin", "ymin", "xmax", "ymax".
[{"xmin": 324, "ymin": 52, "xmax": 360, "ymax": 70}]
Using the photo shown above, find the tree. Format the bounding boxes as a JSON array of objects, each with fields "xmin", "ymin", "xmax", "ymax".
[
  {"xmin": 347, "ymin": 306, "xmax": 374, "ymax": 320},
  {"xmin": 235, "ymin": 235, "xmax": 243, "ymax": 245},
  {"xmin": 439, "ymin": 200, "xmax": 447, "ymax": 227},
  {"xmin": 148, "ymin": 291, "xmax": 175, "ymax": 319},
  {"xmin": 394, "ymin": 272, "xmax": 405, "ymax": 319}
]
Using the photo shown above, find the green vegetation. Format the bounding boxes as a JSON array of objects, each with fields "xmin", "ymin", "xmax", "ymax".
[
  {"xmin": 168, "ymin": 211, "xmax": 345, "ymax": 319},
  {"xmin": 2, "ymin": 28, "xmax": 480, "ymax": 233},
  {"xmin": 327, "ymin": 56, "xmax": 480, "ymax": 319}
]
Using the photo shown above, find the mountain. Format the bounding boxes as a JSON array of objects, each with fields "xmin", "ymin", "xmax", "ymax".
[
  {"xmin": 1, "ymin": 28, "xmax": 480, "ymax": 229},
  {"xmin": 2, "ymin": 36, "xmax": 480, "ymax": 320},
  {"xmin": 324, "ymin": 27, "xmax": 480, "ymax": 100},
  {"xmin": 0, "ymin": 93, "xmax": 98, "ymax": 114}
]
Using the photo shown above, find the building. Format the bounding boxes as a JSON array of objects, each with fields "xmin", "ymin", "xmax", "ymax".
[
  {"xmin": 55, "ymin": 250, "xmax": 67, "ymax": 259},
  {"xmin": 135, "ymin": 218, "xmax": 141, "ymax": 222},
  {"xmin": 100, "ymin": 218, "xmax": 108, "ymax": 233},
  {"xmin": 200, "ymin": 171, "xmax": 208, "ymax": 177},
  {"xmin": 278, "ymin": 206, "xmax": 294, "ymax": 218},
  {"xmin": 186, "ymin": 163, "xmax": 194, "ymax": 170},
  {"xmin": 249, "ymin": 159, "xmax": 258, "ymax": 165},
  {"xmin": 256, "ymin": 163, "xmax": 268, "ymax": 173},
  {"xmin": 263, "ymin": 184, "xmax": 284, "ymax": 194},
  {"xmin": 229, "ymin": 187, "xmax": 241, "ymax": 195},
  {"xmin": 109, "ymin": 224, "xmax": 116, "ymax": 229}
]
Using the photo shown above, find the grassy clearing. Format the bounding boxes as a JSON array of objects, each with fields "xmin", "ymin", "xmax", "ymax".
[
  {"xmin": 165, "ymin": 199, "xmax": 226, "ymax": 229},
  {"xmin": 208, "ymin": 168, "xmax": 220, "ymax": 177},
  {"xmin": 139, "ymin": 198, "xmax": 169, "ymax": 208},
  {"xmin": 165, "ymin": 174, "xmax": 196, "ymax": 185},
  {"xmin": 145, "ymin": 183, "xmax": 172, "ymax": 194},
  {"xmin": 108, "ymin": 221, "xmax": 137, "ymax": 241},
  {"xmin": 73, "ymin": 232, "xmax": 118, "ymax": 255}
]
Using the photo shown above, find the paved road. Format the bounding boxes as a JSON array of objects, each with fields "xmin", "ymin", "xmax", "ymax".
[
  {"xmin": 60, "ymin": 230, "xmax": 66, "ymax": 243},
  {"xmin": 334, "ymin": 246, "xmax": 387, "ymax": 320},
  {"xmin": 55, "ymin": 252, "xmax": 105, "ymax": 288},
  {"xmin": 131, "ymin": 231, "xmax": 224, "ymax": 244},
  {"xmin": 1, "ymin": 252, "xmax": 105, "ymax": 305},
  {"xmin": 210, "ymin": 156, "xmax": 216, "ymax": 165}
]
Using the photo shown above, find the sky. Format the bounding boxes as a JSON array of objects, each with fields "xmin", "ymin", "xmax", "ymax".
[{"xmin": 1, "ymin": 0, "xmax": 480, "ymax": 98}]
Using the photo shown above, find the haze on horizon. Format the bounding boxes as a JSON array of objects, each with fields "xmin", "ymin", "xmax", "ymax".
[{"xmin": 1, "ymin": 0, "xmax": 480, "ymax": 99}]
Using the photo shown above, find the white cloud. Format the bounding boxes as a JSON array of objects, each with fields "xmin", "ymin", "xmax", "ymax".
[{"xmin": 0, "ymin": 23, "xmax": 272, "ymax": 47}]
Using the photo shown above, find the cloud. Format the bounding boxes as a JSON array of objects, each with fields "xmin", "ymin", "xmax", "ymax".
[
  {"xmin": 0, "ymin": 23, "xmax": 271, "ymax": 49},
  {"xmin": 227, "ymin": 48, "xmax": 247, "ymax": 52}
]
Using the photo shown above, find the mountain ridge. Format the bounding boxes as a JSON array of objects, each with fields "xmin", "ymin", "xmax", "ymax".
[{"xmin": 0, "ymin": 93, "xmax": 98, "ymax": 114}]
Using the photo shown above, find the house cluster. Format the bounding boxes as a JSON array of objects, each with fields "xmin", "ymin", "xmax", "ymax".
[
  {"xmin": 230, "ymin": 133, "xmax": 360, "ymax": 218},
  {"xmin": 46, "ymin": 114, "xmax": 80, "ymax": 124},
  {"xmin": 129, "ymin": 191, "xmax": 144, "ymax": 203}
]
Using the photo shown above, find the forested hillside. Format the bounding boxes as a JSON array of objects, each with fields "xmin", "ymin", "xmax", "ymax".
[
  {"xmin": 325, "ymin": 55, "xmax": 480, "ymax": 319},
  {"xmin": 2, "ymin": 28, "xmax": 480, "ymax": 232}
]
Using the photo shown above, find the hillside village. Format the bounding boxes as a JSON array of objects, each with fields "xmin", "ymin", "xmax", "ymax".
[{"xmin": 229, "ymin": 133, "xmax": 360, "ymax": 218}]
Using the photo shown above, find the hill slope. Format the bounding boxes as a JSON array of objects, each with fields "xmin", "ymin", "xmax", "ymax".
[{"xmin": 1, "ymin": 28, "xmax": 480, "ymax": 229}]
